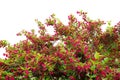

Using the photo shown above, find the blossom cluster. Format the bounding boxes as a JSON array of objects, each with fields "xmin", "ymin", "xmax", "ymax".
[{"xmin": 0, "ymin": 11, "xmax": 120, "ymax": 80}]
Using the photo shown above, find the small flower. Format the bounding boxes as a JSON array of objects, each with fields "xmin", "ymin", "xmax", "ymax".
[
  {"xmin": 14, "ymin": 50, "xmax": 18, "ymax": 54},
  {"xmin": 9, "ymin": 76, "xmax": 15, "ymax": 80},
  {"xmin": 64, "ymin": 60, "xmax": 67, "ymax": 64},
  {"xmin": 94, "ymin": 70, "xmax": 97, "ymax": 74},
  {"xmin": 77, "ymin": 21, "xmax": 80, "ymax": 27},
  {"xmin": 64, "ymin": 41, "xmax": 67, "ymax": 45},
  {"xmin": 3, "ymin": 53, "xmax": 9, "ymax": 57},
  {"xmin": 69, "ymin": 76, "xmax": 76, "ymax": 80},
  {"xmin": 26, "ymin": 50, "xmax": 30, "ymax": 54},
  {"xmin": 59, "ymin": 53, "xmax": 63, "ymax": 59},
  {"xmin": 24, "ymin": 75, "xmax": 28, "ymax": 79},
  {"xmin": 114, "ymin": 73, "xmax": 120, "ymax": 80},
  {"xmin": 49, "ymin": 71, "xmax": 54, "ymax": 75},
  {"xmin": 105, "ymin": 66, "xmax": 111, "ymax": 73},
  {"xmin": 42, "ymin": 63, "xmax": 46, "ymax": 68},
  {"xmin": 5, "ymin": 76, "xmax": 9, "ymax": 80},
  {"xmin": 84, "ymin": 64, "xmax": 90, "ymax": 70},
  {"xmin": 25, "ymin": 70, "xmax": 29, "ymax": 75},
  {"xmin": 77, "ymin": 66, "xmax": 82, "ymax": 72},
  {"xmin": 101, "ymin": 70, "xmax": 106, "ymax": 77},
  {"xmin": 84, "ymin": 46, "xmax": 88, "ymax": 54},
  {"xmin": 16, "ymin": 32, "xmax": 22, "ymax": 36},
  {"xmin": 96, "ymin": 76, "xmax": 100, "ymax": 80},
  {"xmin": 42, "ymin": 63, "xmax": 47, "ymax": 71},
  {"xmin": 68, "ymin": 15, "xmax": 72, "ymax": 20},
  {"xmin": 3, "ymin": 53, "xmax": 6, "ymax": 56},
  {"xmin": 69, "ymin": 58, "xmax": 74, "ymax": 63}
]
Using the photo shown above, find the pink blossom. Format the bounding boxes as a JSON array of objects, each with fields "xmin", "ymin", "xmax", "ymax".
[
  {"xmin": 84, "ymin": 64, "xmax": 90, "ymax": 70},
  {"xmin": 25, "ymin": 70, "xmax": 29, "ymax": 75},
  {"xmin": 84, "ymin": 46, "xmax": 88, "ymax": 54},
  {"xmin": 69, "ymin": 58, "xmax": 74, "ymax": 63},
  {"xmin": 5, "ymin": 76, "xmax": 9, "ymax": 80},
  {"xmin": 14, "ymin": 50, "xmax": 18, "ymax": 54},
  {"xmin": 101, "ymin": 70, "xmax": 106, "ymax": 77},
  {"xmin": 9, "ymin": 76, "xmax": 15, "ymax": 80},
  {"xmin": 69, "ymin": 76, "xmax": 76, "ymax": 80},
  {"xmin": 77, "ymin": 66, "xmax": 82, "ymax": 72},
  {"xmin": 68, "ymin": 15, "xmax": 72, "ymax": 20},
  {"xmin": 42, "ymin": 63, "xmax": 47, "ymax": 71},
  {"xmin": 64, "ymin": 60, "xmax": 67, "ymax": 64},
  {"xmin": 96, "ymin": 76, "xmax": 101, "ymax": 80}
]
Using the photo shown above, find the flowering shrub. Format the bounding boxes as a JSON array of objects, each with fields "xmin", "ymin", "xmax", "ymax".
[{"xmin": 0, "ymin": 10, "xmax": 120, "ymax": 80}]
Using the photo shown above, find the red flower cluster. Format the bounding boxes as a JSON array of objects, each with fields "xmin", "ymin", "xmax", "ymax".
[{"xmin": 0, "ymin": 10, "xmax": 120, "ymax": 79}]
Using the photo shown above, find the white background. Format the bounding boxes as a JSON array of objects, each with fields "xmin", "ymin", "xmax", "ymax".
[{"xmin": 0, "ymin": 0, "xmax": 120, "ymax": 58}]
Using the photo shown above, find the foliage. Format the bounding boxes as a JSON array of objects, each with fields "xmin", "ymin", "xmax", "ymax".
[{"xmin": 0, "ymin": 10, "xmax": 120, "ymax": 80}]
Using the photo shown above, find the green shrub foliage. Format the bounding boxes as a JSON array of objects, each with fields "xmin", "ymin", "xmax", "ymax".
[{"xmin": 0, "ymin": 11, "xmax": 120, "ymax": 80}]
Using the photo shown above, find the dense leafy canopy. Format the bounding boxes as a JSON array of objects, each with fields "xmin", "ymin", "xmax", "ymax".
[{"xmin": 0, "ymin": 11, "xmax": 120, "ymax": 80}]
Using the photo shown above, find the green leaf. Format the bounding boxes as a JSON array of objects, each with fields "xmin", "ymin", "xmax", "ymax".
[
  {"xmin": 20, "ymin": 66, "xmax": 25, "ymax": 70},
  {"xmin": 2, "ymin": 71, "xmax": 9, "ymax": 75},
  {"xmin": 2, "ymin": 71, "xmax": 13, "ymax": 76},
  {"xmin": 44, "ymin": 76, "xmax": 51, "ymax": 80},
  {"xmin": 99, "ymin": 44, "xmax": 103, "ymax": 50},
  {"xmin": 90, "ymin": 60, "xmax": 99, "ymax": 65},
  {"xmin": 47, "ymin": 64, "xmax": 55, "ymax": 71},
  {"xmin": 118, "ymin": 68, "xmax": 120, "ymax": 72},
  {"xmin": 90, "ymin": 65, "xmax": 96, "ymax": 71},
  {"xmin": 90, "ymin": 74, "xmax": 96, "ymax": 78},
  {"xmin": 87, "ymin": 72, "xmax": 96, "ymax": 79},
  {"xmin": 94, "ymin": 52, "xmax": 100, "ymax": 59},
  {"xmin": 102, "ymin": 57, "xmax": 109, "ymax": 64},
  {"xmin": 30, "ymin": 77, "xmax": 38, "ymax": 80}
]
